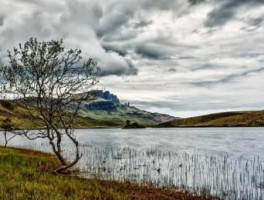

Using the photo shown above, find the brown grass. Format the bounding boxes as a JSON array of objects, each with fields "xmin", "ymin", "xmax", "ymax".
[{"xmin": 158, "ymin": 110, "xmax": 264, "ymax": 127}]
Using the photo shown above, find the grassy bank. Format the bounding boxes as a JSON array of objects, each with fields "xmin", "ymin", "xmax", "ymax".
[{"xmin": 0, "ymin": 147, "xmax": 214, "ymax": 200}]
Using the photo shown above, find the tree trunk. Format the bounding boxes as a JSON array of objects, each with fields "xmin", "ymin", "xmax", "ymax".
[
  {"xmin": 50, "ymin": 138, "xmax": 82, "ymax": 173},
  {"xmin": 3, "ymin": 131, "xmax": 8, "ymax": 148}
]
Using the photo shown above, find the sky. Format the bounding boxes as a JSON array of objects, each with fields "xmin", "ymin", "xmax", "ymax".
[{"xmin": 1, "ymin": 0, "xmax": 264, "ymax": 117}]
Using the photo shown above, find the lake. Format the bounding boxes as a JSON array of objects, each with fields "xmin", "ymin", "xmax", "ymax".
[{"xmin": 1, "ymin": 128, "xmax": 264, "ymax": 199}]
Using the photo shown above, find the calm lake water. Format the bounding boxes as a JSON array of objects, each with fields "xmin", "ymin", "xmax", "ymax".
[
  {"xmin": 3, "ymin": 127, "xmax": 264, "ymax": 159},
  {"xmin": 2, "ymin": 128, "xmax": 264, "ymax": 199}
]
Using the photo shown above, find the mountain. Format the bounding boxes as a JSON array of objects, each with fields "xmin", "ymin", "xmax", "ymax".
[
  {"xmin": 2, "ymin": 95, "xmax": 264, "ymax": 129},
  {"xmin": 74, "ymin": 90, "xmax": 176, "ymax": 126},
  {"xmin": 157, "ymin": 111, "xmax": 264, "ymax": 127},
  {"xmin": 0, "ymin": 90, "xmax": 175, "ymax": 129}
]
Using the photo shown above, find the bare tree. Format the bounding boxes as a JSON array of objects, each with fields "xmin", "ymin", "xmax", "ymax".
[{"xmin": 1, "ymin": 38, "xmax": 99, "ymax": 172}]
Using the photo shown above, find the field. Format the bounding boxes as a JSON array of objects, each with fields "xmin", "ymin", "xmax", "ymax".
[
  {"xmin": 158, "ymin": 111, "xmax": 264, "ymax": 127},
  {"xmin": 0, "ymin": 147, "xmax": 213, "ymax": 200}
]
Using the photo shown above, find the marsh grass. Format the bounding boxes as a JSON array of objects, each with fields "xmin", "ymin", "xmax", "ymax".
[
  {"xmin": 0, "ymin": 147, "xmax": 214, "ymax": 200},
  {"xmin": 74, "ymin": 145, "xmax": 263, "ymax": 200},
  {"xmin": 3, "ymin": 133, "xmax": 264, "ymax": 200},
  {"xmin": 17, "ymin": 142, "xmax": 263, "ymax": 199}
]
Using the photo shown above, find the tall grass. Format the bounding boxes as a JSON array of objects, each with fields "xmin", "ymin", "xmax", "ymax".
[
  {"xmin": 0, "ymin": 147, "xmax": 132, "ymax": 200},
  {"xmin": 79, "ymin": 146, "xmax": 264, "ymax": 200},
  {"xmin": 11, "ymin": 141, "xmax": 264, "ymax": 200}
]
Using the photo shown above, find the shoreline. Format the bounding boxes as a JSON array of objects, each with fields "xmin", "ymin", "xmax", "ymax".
[
  {"xmin": 0, "ymin": 146, "xmax": 216, "ymax": 200},
  {"xmin": 1, "ymin": 126, "xmax": 264, "ymax": 132}
]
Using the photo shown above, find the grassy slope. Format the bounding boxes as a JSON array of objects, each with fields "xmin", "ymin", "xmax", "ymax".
[
  {"xmin": 158, "ymin": 111, "xmax": 264, "ymax": 127},
  {"xmin": 78, "ymin": 106, "xmax": 163, "ymax": 127},
  {"xmin": 0, "ymin": 100, "xmax": 120, "ymax": 129},
  {"xmin": 0, "ymin": 100, "xmax": 167, "ymax": 129},
  {"xmin": 0, "ymin": 147, "xmax": 213, "ymax": 200}
]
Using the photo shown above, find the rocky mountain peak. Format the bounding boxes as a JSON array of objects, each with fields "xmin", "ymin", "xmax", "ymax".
[{"xmin": 91, "ymin": 90, "xmax": 120, "ymax": 105}]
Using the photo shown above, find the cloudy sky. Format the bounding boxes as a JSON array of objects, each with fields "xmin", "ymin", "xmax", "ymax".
[{"xmin": 1, "ymin": 0, "xmax": 264, "ymax": 117}]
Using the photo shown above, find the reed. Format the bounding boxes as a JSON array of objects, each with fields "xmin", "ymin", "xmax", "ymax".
[{"xmin": 7, "ymin": 140, "xmax": 264, "ymax": 200}]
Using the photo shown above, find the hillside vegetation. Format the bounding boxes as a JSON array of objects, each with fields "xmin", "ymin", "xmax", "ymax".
[
  {"xmin": 158, "ymin": 111, "xmax": 264, "ymax": 127},
  {"xmin": 79, "ymin": 105, "xmax": 174, "ymax": 126},
  {"xmin": 0, "ymin": 147, "xmax": 214, "ymax": 200},
  {"xmin": 73, "ymin": 90, "xmax": 175, "ymax": 126},
  {"xmin": 0, "ymin": 90, "xmax": 175, "ymax": 129},
  {"xmin": 0, "ymin": 100, "xmax": 115, "ymax": 130},
  {"xmin": 0, "ymin": 98, "xmax": 174, "ymax": 129}
]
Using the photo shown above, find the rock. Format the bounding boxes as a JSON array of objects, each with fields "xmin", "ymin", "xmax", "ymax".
[
  {"xmin": 90, "ymin": 90, "xmax": 120, "ymax": 105},
  {"xmin": 84, "ymin": 101, "xmax": 116, "ymax": 111}
]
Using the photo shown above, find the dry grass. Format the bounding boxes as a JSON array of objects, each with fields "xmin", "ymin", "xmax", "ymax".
[{"xmin": 159, "ymin": 111, "xmax": 264, "ymax": 127}]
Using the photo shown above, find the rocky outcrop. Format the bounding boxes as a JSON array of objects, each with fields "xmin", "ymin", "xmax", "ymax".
[
  {"xmin": 90, "ymin": 90, "xmax": 120, "ymax": 105},
  {"xmin": 84, "ymin": 101, "xmax": 116, "ymax": 111},
  {"xmin": 81, "ymin": 90, "xmax": 120, "ymax": 112}
]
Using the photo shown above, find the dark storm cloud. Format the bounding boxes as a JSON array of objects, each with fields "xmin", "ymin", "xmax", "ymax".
[
  {"xmin": 241, "ymin": 17, "xmax": 264, "ymax": 31},
  {"xmin": 188, "ymin": 0, "xmax": 206, "ymax": 5},
  {"xmin": 135, "ymin": 44, "xmax": 172, "ymax": 60},
  {"xmin": 96, "ymin": 10, "xmax": 133, "ymax": 38},
  {"xmin": 134, "ymin": 20, "xmax": 153, "ymax": 29},
  {"xmin": 205, "ymin": 0, "xmax": 264, "ymax": 27},
  {"xmin": 0, "ymin": 15, "xmax": 4, "ymax": 26},
  {"xmin": 193, "ymin": 63, "xmax": 213, "ymax": 71},
  {"xmin": 168, "ymin": 68, "xmax": 177, "ymax": 72},
  {"xmin": 191, "ymin": 66, "xmax": 264, "ymax": 87},
  {"xmin": 140, "ymin": 0, "xmax": 185, "ymax": 10},
  {"xmin": 102, "ymin": 43, "xmax": 128, "ymax": 57},
  {"xmin": 125, "ymin": 59, "xmax": 138, "ymax": 75},
  {"xmin": 178, "ymin": 56, "xmax": 196, "ymax": 60},
  {"xmin": 0, "ymin": 0, "xmax": 140, "ymax": 77},
  {"xmin": 99, "ymin": 59, "xmax": 138, "ymax": 76},
  {"xmin": 247, "ymin": 18, "xmax": 263, "ymax": 27},
  {"xmin": 0, "ymin": 58, "xmax": 3, "ymax": 67},
  {"xmin": 96, "ymin": 0, "xmax": 189, "ymax": 41}
]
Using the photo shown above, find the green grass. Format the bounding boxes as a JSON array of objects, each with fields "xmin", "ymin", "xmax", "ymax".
[
  {"xmin": 0, "ymin": 147, "xmax": 131, "ymax": 200},
  {"xmin": 0, "ymin": 147, "xmax": 213, "ymax": 200}
]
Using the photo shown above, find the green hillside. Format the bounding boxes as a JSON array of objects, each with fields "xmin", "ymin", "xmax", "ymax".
[
  {"xmin": 78, "ymin": 105, "xmax": 174, "ymax": 126},
  {"xmin": 0, "ymin": 99, "xmax": 174, "ymax": 130},
  {"xmin": 0, "ymin": 100, "xmax": 117, "ymax": 130},
  {"xmin": 158, "ymin": 111, "xmax": 264, "ymax": 127}
]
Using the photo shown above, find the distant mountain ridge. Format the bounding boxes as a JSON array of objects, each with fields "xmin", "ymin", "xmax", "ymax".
[
  {"xmin": 76, "ymin": 90, "xmax": 176, "ymax": 126},
  {"xmin": 81, "ymin": 90, "xmax": 120, "ymax": 112},
  {"xmin": 1, "ymin": 95, "xmax": 264, "ymax": 128},
  {"xmin": 90, "ymin": 90, "xmax": 120, "ymax": 105},
  {"xmin": 15, "ymin": 90, "xmax": 175, "ymax": 127}
]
